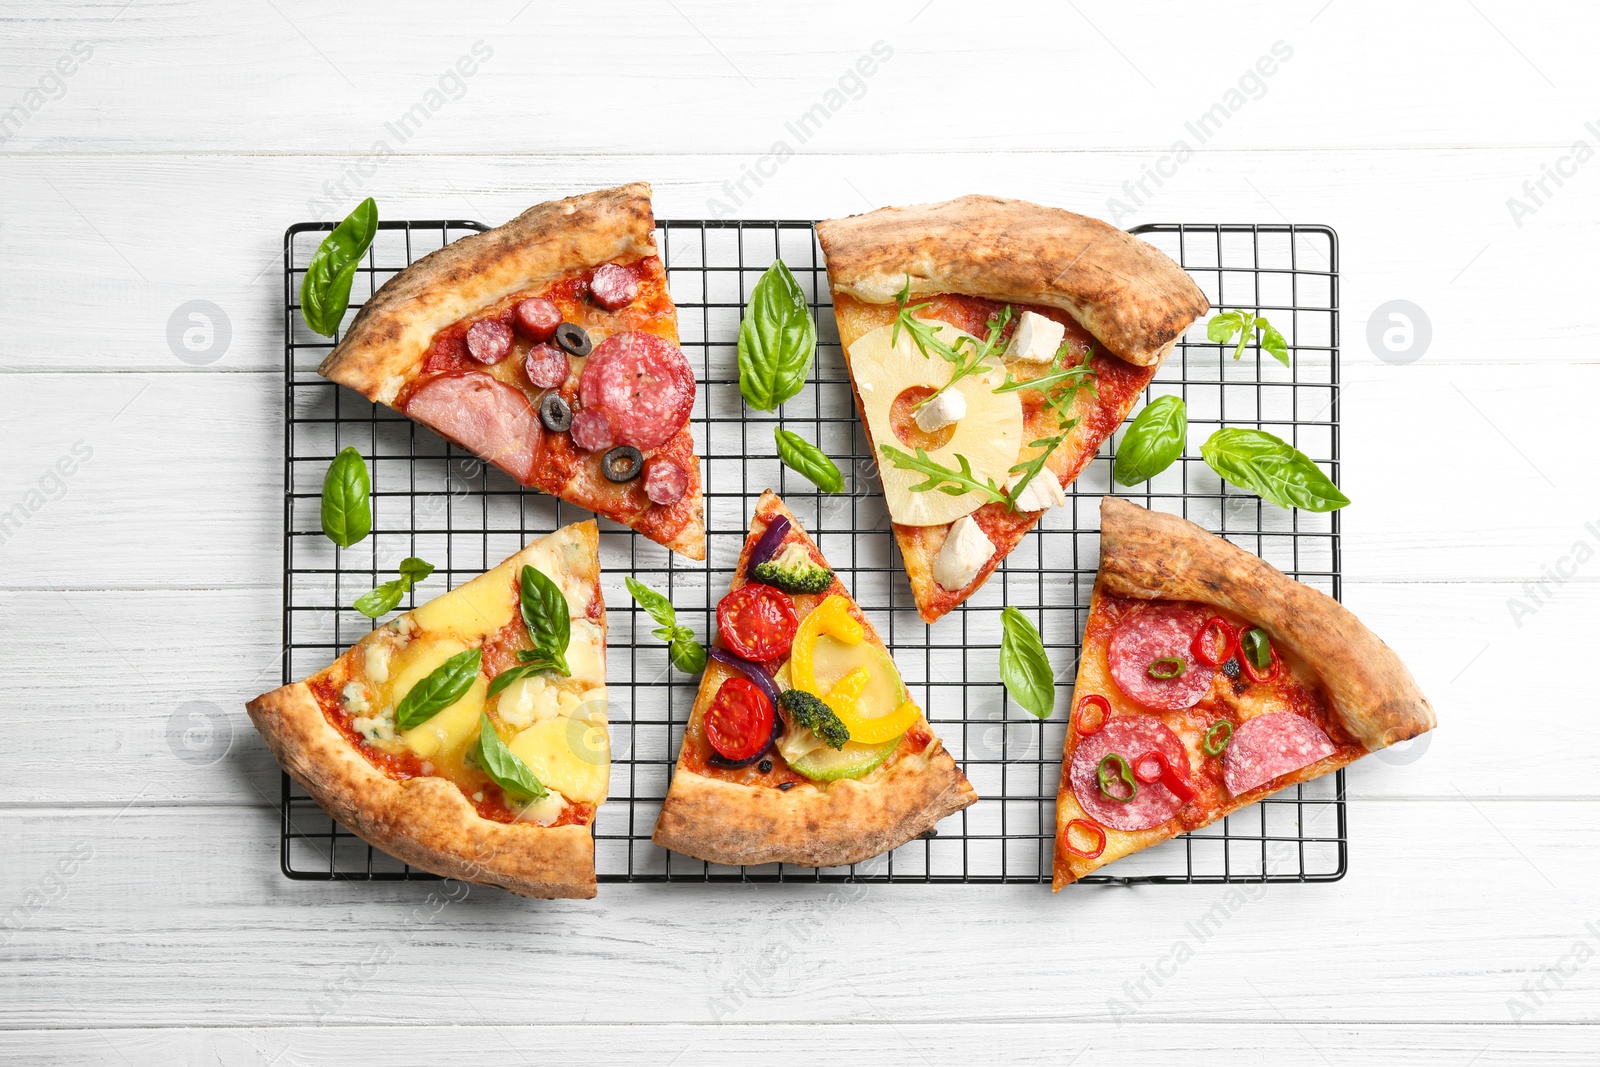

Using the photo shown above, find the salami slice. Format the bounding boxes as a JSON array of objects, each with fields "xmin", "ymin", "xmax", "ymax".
[
  {"xmin": 1107, "ymin": 602, "xmax": 1216, "ymax": 710},
  {"xmin": 589, "ymin": 262, "xmax": 639, "ymax": 310},
  {"xmin": 524, "ymin": 343, "xmax": 570, "ymax": 390},
  {"xmin": 404, "ymin": 372, "xmax": 542, "ymax": 485},
  {"xmin": 578, "ymin": 332, "xmax": 695, "ymax": 450},
  {"xmin": 512, "ymin": 297, "xmax": 562, "ymax": 342},
  {"xmin": 643, "ymin": 457, "xmax": 689, "ymax": 505},
  {"xmin": 1222, "ymin": 712, "xmax": 1337, "ymax": 796},
  {"xmin": 1069, "ymin": 715, "xmax": 1190, "ymax": 832},
  {"xmin": 465, "ymin": 318, "xmax": 513, "ymax": 364},
  {"xmin": 568, "ymin": 407, "xmax": 615, "ymax": 453}
]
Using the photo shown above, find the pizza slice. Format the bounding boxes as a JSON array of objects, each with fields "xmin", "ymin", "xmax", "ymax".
[
  {"xmin": 815, "ymin": 196, "xmax": 1209, "ymax": 622},
  {"xmin": 248, "ymin": 521, "xmax": 611, "ymax": 898},
  {"xmin": 319, "ymin": 183, "xmax": 705, "ymax": 559},
  {"xmin": 652, "ymin": 490, "xmax": 977, "ymax": 866},
  {"xmin": 1053, "ymin": 498, "xmax": 1435, "ymax": 888}
]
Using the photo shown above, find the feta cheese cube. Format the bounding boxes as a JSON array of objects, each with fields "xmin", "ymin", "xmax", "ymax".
[
  {"xmin": 932, "ymin": 514, "xmax": 997, "ymax": 591},
  {"xmin": 913, "ymin": 389, "xmax": 967, "ymax": 433},
  {"xmin": 1007, "ymin": 310, "xmax": 1067, "ymax": 364},
  {"xmin": 1007, "ymin": 468, "xmax": 1066, "ymax": 513}
]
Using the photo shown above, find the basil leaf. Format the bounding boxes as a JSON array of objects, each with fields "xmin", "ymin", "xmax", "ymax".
[
  {"xmin": 301, "ymin": 197, "xmax": 378, "ymax": 337},
  {"xmin": 397, "ymin": 557, "xmax": 434, "ymax": 584},
  {"xmin": 487, "ymin": 663, "xmax": 541, "ymax": 697},
  {"xmin": 395, "ymin": 648, "xmax": 482, "ymax": 731},
  {"xmin": 669, "ymin": 629, "xmax": 708, "ymax": 674},
  {"xmin": 1113, "ymin": 395, "xmax": 1187, "ymax": 487},
  {"xmin": 775, "ymin": 427, "xmax": 845, "ymax": 493},
  {"xmin": 737, "ymin": 259, "xmax": 816, "ymax": 410},
  {"xmin": 625, "ymin": 576, "xmax": 677, "ymax": 630},
  {"xmin": 1206, "ymin": 310, "xmax": 1248, "ymax": 345},
  {"xmin": 320, "ymin": 446, "xmax": 372, "ymax": 548},
  {"xmin": 626, "ymin": 578, "xmax": 705, "ymax": 673},
  {"xmin": 474, "ymin": 712, "xmax": 548, "ymax": 801},
  {"xmin": 1259, "ymin": 321, "xmax": 1290, "ymax": 366},
  {"xmin": 354, "ymin": 579, "xmax": 406, "ymax": 619},
  {"xmin": 519, "ymin": 565, "xmax": 571, "ymax": 676},
  {"xmin": 1207, "ymin": 309, "xmax": 1290, "ymax": 366},
  {"xmin": 999, "ymin": 606, "xmax": 1055, "ymax": 719},
  {"xmin": 1200, "ymin": 428, "xmax": 1350, "ymax": 513}
]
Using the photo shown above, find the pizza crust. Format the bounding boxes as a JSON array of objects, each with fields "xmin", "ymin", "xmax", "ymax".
[
  {"xmin": 816, "ymin": 195, "xmax": 1209, "ymax": 367},
  {"xmin": 1095, "ymin": 496, "xmax": 1435, "ymax": 750},
  {"xmin": 319, "ymin": 182, "xmax": 658, "ymax": 405}
]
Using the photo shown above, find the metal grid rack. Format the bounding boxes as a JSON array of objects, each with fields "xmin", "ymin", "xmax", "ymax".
[{"xmin": 279, "ymin": 217, "xmax": 1345, "ymax": 887}]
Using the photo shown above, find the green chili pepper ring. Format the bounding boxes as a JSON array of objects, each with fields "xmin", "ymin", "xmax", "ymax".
[{"xmin": 1097, "ymin": 752, "xmax": 1138, "ymax": 802}]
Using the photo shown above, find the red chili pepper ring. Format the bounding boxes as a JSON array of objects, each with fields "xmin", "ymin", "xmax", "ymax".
[
  {"xmin": 1073, "ymin": 694, "xmax": 1110, "ymax": 736},
  {"xmin": 1062, "ymin": 818, "xmax": 1107, "ymax": 860},
  {"xmin": 1191, "ymin": 615, "xmax": 1237, "ymax": 667}
]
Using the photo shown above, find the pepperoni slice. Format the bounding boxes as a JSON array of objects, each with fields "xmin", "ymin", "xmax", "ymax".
[
  {"xmin": 578, "ymin": 332, "xmax": 695, "ymax": 450},
  {"xmin": 403, "ymin": 371, "xmax": 542, "ymax": 485},
  {"xmin": 568, "ymin": 407, "xmax": 614, "ymax": 453},
  {"xmin": 512, "ymin": 297, "xmax": 562, "ymax": 342},
  {"xmin": 717, "ymin": 583, "xmax": 798, "ymax": 663},
  {"xmin": 703, "ymin": 676, "xmax": 775, "ymax": 761},
  {"xmin": 524, "ymin": 343, "xmax": 570, "ymax": 390},
  {"xmin": 464, "ymin": 318, "xmax": 513, "ymax": 365},
  {"xmin": 1223, "ymin": 712, "xmax": 1337, "ymax": 796},
  {"xmin": 1069, "ymin": 715, "xmax": 1190, "ymax": 832},
  {"xmin": 589, "ymin": 262, "xmax": 639, "ymax": 310},
  {"xmin": 642, "ymin": 457, "xmax": 689, "ymax": 505},
  {"xmin": 1107, "ymin": 602, "xmax": 1217, "ymax": 710}
]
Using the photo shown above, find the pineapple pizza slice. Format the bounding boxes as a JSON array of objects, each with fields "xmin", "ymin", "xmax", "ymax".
[
  {"xmin": 1053, "ymin": 498, "xmax": 1436, "ymax": 888},
  {"xmin": 816, "ymin": 196, "xmax": 1209, "ymax": 622},
  {"xmin": 248, "ymin": 521, "xmax": 611, "ymax": 899},
  {"xmin": 652, "ymin": 491, "xmax": 977, "ymax": 867}
]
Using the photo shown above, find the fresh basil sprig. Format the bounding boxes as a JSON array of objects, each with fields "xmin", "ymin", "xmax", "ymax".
[
  {"xmin": 517, "ymin": 565, "xmax": 571, "ymax": 676},
  {"xmin": 625, "ymin": 577, "xmax": 706, "ymax": 673},
  {"xmin": 878, "ymin": 444, "xmax": 1009, "ymax": 505},
  {"xmin": 320, "ymin": 447, "xmax": 372, "ymax": 548},
  {"xmin": 1114, "ymin": 395, "xmax": 1188, "ymax": 486},
  {"xmin": 395, "ymin": 648, "xmax": 482, "ymax": 731},
  {"xmin": 737, "ymin": 259, "xmax": 816, "ymax": 411},
  {"xmin": 774, "ymin": 427, "xmax": 845, "ymax": 493},
  {"xmin": 474, "ymin": 712, "xmax": 548, "ymax": 801},
  {"xmin": 999, "ymin": 606, "xmax": 1055, "ymax": 719},
  {"xmin": 301, "ymin": 197, "xmax": 378, "ymax": 338},
  {"xmin": 1207, "ymin": 310, "xmax": 1289, "ymax": 366},
  {"xmin": 353, "ymin": 557, "xmax": 435, "ymax": 619},
  {"xmin": 1200, "ymin": 427, "xmax": 1350, "ymax": 513}
]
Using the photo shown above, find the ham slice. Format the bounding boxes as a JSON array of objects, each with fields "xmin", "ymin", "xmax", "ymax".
[{"xmin": 404, "ymin": 371, "xmax": 543, "ymax": 485}]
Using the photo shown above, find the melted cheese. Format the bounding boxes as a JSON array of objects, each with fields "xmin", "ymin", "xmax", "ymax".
[
  {"xmin": 566, "ymin": 620, "xmax": 606, "ymax": 686},
  {"xmin": 409, "ymin": 562, "xmax": 518, "ymax": 642},
  {"xmin": 507, "ymin": 715, "xmax": 610, "ymax": 804},
  {"xmin": 400, "ymin": 675, "xmax": 488, "ymax": 758}
]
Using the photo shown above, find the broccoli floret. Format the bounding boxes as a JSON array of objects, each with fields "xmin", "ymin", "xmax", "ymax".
[
  {"xmin": 778, "ymin": 689, "xmax": 849, "ymax": 750},
  {"xmin": 751, "ymin": 543, "xmax": 834, "ymax": 595}
]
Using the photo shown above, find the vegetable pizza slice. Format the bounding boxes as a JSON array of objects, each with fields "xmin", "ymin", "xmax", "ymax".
[
  {"xmin": 248, "ymin": 521, "xmax": 611, "ymax": 899},
  {"xmin": 318, "ymin": 183, "xmax": 705, "ymax": 559},
  {"xmin": 652, "ymin": 491, "xmax": 977, "ymax": 867},
  {"xmin": 815, "ymin": 196, "xmax": 1209, "ymax": 622},
  {"xmin": 1053, "ymin": 498, "xmax": 1436, "ymax": 887}
]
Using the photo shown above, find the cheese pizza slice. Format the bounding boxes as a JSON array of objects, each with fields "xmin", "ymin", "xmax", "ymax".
[
  {"xmin": 652, "ymin": 491, "xmax": 977, "ymax": 867},
  {"xmin": 1052, "ymin": 498, "xmax": 1436, "ymax": 887},
  {"xmin": 319, "ymin": 183, "xmax": 705, "ymax": 559},
  {"xmin": 248, "ymin": 521, "xmax": 610, "ymax": 898},
  {"xmin": 815, "ymin": 196, "xmax": 1209, "ymax": 622}
]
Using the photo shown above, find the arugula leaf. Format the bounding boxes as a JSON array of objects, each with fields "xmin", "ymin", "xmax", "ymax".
[
  {"xmin": 625, "ymin": 577, "xmax": 706, "ymax": 674},
  {"xmin": 518, "ymin": 565, "xmax": 571, "ymax": 677},
  {"xmin": 301, "ymin": 198, "xmax": 378, "ymax": 338},
  {"xmin": 1004, "ymin": 433, "xmax": 1069, "ymax": 511},
  {"xmin": 353, "ymin": 556, "xmax": 435, "ymax": 619},
  {"xmin": 1206, "ymin": 309, "xmax": 1290, "ymax": 367},
  {"xmin": 774, "ymin": 427, "xmax": 845, "ymax": 493},
  {"xmin": 320, "ymin": 447, "xmax": 372, "ymax": 548},
  {"xmin": 474, "ymin": 712, "xmax": 548, "ymax": 801},
  {"xmin": 1200, "ymin": 427, "xmax": 1350, "ymax": 512},
  {"xmin": 878, "ymin": 444, "xmax": 1009, "ymax": 505},
  {"xmin": 395, "ymin": 649, "xmax": 482, "ymax": 731},
  {"xmin": 737, "ymin": 259, "xmax": 816, "ymax": 410},
  {"xmin": 999, "ymin": 607, "xmax": 1055, "ymax": 719},
  {"xmin": 892, "ymin": 279, "xmax": 1011, "ymax": 409},
  {"xmin": 1113, "ymin": 396, "xmax": 1188, "ymax": 487},
  {"xmin": 995, "ymin": 342, "xmax": 1097, "ymax": 507}
]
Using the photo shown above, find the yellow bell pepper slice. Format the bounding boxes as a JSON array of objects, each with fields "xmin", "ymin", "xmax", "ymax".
[{"xmin": 789, "ymin": 595, "xmax": 920, "ymax": 744}]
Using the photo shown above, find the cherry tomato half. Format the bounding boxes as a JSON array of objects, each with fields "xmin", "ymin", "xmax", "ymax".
[
  {"xmin": 716, "ymin": 583, "xmax": 798, "ymax": 663},
  {"xmin": 704, "ymin": 676, "xmax": 775, "ymax": 761}
]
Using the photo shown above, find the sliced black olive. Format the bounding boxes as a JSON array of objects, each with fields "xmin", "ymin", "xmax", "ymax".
[
  {"xmin": 1221, "ymin": 657, "xmax": 1241, "ymax": 680},
  {"xmin": 758, "ymin": 758, "xmax": 773, "ymax": 774},
  {"xmin": 539, "ymin": 393, "xmax": 573, "ymax": 433},
  {"xmin": 601, "ymin": 445, "xmax": 644, "ymax": 483},
  {"xmin": 554, "ymin": 322, "xmax": 592, "ymax": 357},
  {"xmin": 778, "ymin": 781, "xmax": 796, "ymax": 791}
]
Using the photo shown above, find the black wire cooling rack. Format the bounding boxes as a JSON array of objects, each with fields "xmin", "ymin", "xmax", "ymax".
[{"xmin": 279, "ymin": 216, "xmax": 1345, "ymax": 887}]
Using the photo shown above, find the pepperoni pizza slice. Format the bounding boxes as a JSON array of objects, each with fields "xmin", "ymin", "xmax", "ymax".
[
  {"xmin": 652, "ymin": 491, "xmax": 977, "ymax": 867},
  {"xmin": 815, "ymin": 196, "xmax": 1209, "ymax": 622},
  {"xmin": 248, "ymin": 521, "xmax": 611, "ymax": 898},
  {"xmin": 319, "ymin": 183, "xmax": 705, "ymax": 559},
  {"xmin": 1052, "ymin": 498, "xmax": 1436, "ymax": 888}
]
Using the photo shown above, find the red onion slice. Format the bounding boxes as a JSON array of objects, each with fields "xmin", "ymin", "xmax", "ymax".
[
  {"xmin": 745, "ymin": 515, "xmax": 791, "ymax": 577},
  {"xmin": 704, "ymin": 647, "xmax": 784, "ymax": 768}
]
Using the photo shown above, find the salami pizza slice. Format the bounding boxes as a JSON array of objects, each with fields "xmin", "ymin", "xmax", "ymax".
[
  {"xmin": 651, "ymin": 491, "xmax": 977, "ymax": 867},
  {"xmin": 319, "ymin": 183, "xmax": 705, "ymax": 559},
  {"xmin": 1052, "ymin": 498, "xmax": 1436, "ymax": 887},
  {"xmin": 815, "ymin": 196, "xmax": 1209, "ymax": 622},
  {"xmin": 248, "ymin": 521, "xmax": 611, "ymax": 898}
]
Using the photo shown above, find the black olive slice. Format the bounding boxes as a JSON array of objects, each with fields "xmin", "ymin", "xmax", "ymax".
[
  {"xmin": 539, "ymin": 393, "xmax": 573, "ymax": 433},
  {"xmin": 601, "ymin": 444, "xmax": 644, "ymax": 483},
  {"xmin": 554, "ymin": 322, "xmax": 592, "ymax": 357}
]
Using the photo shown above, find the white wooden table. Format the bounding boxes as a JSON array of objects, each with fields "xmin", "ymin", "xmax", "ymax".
[{"xmin": 4, "ymin": 2, "xmax": 1597, "ymax": 1062}]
